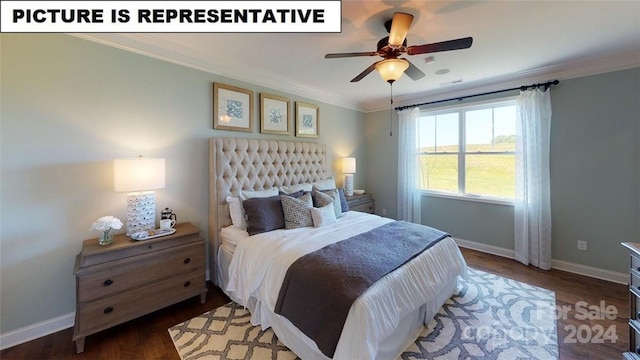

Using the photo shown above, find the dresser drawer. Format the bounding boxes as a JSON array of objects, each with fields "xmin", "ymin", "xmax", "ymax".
[
  {"xmin": 349, "ymin": 202, "xmax": 375, "ymax": 214},
  {"xmin": 631, "ymin": 320, "xmax": 640, "ymax": 355},
  {"xmin": 632, "ymin": 253, "xmax": 640, "ymax": 273},
  {"xmin": 77, "ymin": 242, "xmax": 204, "ymax": 302},
  {"xmin": 75, "ymin": 223, "xmax": 202, "ymax": 269},
  {"xmin": 76, "ymin": 270, "xmax": 204, "ymax": 335}
]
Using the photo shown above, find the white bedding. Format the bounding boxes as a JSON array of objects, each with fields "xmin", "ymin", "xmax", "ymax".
[{"xmin": 222, "ymin": 211, "xmax": 467, "ymax": 360}]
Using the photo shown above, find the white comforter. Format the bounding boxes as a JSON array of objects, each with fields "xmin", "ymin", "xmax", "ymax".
[{"xmin": 225, "ymin": 211, "xmax": 467, "ymax": 360}]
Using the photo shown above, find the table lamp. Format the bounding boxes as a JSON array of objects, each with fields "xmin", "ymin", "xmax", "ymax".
[
  {"xmin": 342, "ymin": 157, "xmax": 356, "ymax": 196},
  {"xmin": 114, "ymin": 157, "xmax": 165, "ymax": 236}
]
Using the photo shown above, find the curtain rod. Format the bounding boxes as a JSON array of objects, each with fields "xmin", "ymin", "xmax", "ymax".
[{"xmin": 394, "ymin": 79, "xmax": 559, "ymax": 111}]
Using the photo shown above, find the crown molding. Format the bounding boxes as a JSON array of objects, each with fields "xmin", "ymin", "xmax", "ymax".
[
  {"xmin": 70, "ymin": 34, "xmax": 638, "ymax": 114},
  {"xmin": 364, "ymin": 49, "xmax": 640, "ymax": 112},
  {"xmin": 70, "ymin": 33, "xmax": 363, "ymax": 111}
]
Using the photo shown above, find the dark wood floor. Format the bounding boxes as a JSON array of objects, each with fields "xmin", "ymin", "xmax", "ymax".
[{"xmin": 1, "ymin": 247, "xmax": 628, "ymax": 360}]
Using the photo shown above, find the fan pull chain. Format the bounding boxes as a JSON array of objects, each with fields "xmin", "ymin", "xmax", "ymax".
[{"xmin": 389, "ymin": 82, "xmax": 394, "ymax": 137}]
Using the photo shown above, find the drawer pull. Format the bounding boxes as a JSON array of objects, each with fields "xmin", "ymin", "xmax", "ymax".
[
  {"xmin": 184, "ymin": 281, "xmax": 191, "ymax": 287},
  {"xmin": 104, "ymin": 306, "xmax": 114, "ymax": 314},
  {"xmin": 147, "ymin": 245, "xmax": 153, "ymax": 250},
  {"xmin": 184, "ymin": 258, "xmax": 191, "ymax": 264},
  {"xmin": 103, "ymin": 279, "xmax": 113, "ymax": 286}
]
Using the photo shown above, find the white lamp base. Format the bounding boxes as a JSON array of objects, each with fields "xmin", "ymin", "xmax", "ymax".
[
  {"xmin": 125, "ymin": 191, "xmax": 156, "ymax": 236},
  {"xmin": 344, "ymin": 174, "xmax": 354, "ymax": 196}
]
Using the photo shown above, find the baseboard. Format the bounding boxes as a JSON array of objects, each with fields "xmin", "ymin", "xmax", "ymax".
[
  {"xmin": 0, "ymin": 312, "xmax": 74, "ymax": 350},
  {"xmin": 454, "ymin": 237, "xmax": 628, "ymax": 284}
]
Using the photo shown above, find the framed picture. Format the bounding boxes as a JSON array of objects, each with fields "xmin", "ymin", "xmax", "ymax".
[
  {"xmin": 295, "ymin": 102, "xmax": 319, "ymax": 138},
  {"xmin": 260, "ymin": 93, "xmax": 290, "ymax": 135},
  {"xmin": 213, "ymin": 83, "xmax": 253, "ymax": 132}
]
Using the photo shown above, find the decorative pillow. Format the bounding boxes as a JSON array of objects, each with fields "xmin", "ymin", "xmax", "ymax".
[
  {"xmin": 281, "ymin": 192, "xmax": 314, "ymax": 229},
  {"xmin": 338, "ymin": 188, "xmax": 349, "ymax": 212},
  {"xmin": 311, "ymin": 204, "xmax": 337, "ymax": 228},
  {"xmin": 280, "ymin": 190, "xmax": 306, "ymax": 198},
  {"xmin": 314, "ymin": 188, "xmax": 342, "ymax": 219},
  {"xmin": 226, "ymin": 196, "xmax": 246, "ymax": 229},
  {"xmin": 228, "ymin": 188, "xmax": 278, "ymax": 230},
  {"xmin": 280, "ymin": 183, "xmax": 313, "ymax": 194},
  {"xmin": 312, "ymin": 176, "xmax": 336, "ymax": 191},
  {"xmin": 242, "ymin": 195, "xmax": 285, "ymax": 236}
]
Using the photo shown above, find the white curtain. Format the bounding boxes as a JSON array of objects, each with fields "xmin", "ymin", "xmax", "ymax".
[
  {"xmin": 397, "ymin": 107, "xmax": 422, "ymax": 223},
  {"xmin": 515, "ymin": 88, "xmax": 552, "ymax": 270}
]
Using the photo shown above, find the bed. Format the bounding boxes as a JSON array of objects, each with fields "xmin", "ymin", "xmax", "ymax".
[{"xmin": 208, "ymin": 137, "xmax": 467, "ymax": 360}]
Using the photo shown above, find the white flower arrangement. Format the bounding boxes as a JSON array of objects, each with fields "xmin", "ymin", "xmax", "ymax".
[{"xmin": 90, "ymin": 216, "xmax": 123, "ymax": 232}]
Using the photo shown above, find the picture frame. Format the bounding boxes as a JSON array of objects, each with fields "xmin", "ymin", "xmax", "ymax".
[
  {"xmin": 260, "ymin": 93, "xmax": 290, "ymax": 135},
  {"xmin": 213, "ymin": 83, "xmax": 254, "ymax": 132},
  {"xmin": 295, "ymin": 102, "xmax": 319, "ymax": 138}
]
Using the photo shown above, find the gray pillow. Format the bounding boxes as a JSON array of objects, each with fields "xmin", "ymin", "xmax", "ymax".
[
  {"xmin": 315, "ymin": 188, "xmax": 342, "ymax": 218},
  {"xmin": 242, "ymin": 195, "xmax": 285, "ymax": 236},
  {"xmin": 281, "ymin": 193, "xmax": 314, "ymax": 229},
  {"xmin": 338, "ymin": 188, "xmax": 349, "ymax": 212}
]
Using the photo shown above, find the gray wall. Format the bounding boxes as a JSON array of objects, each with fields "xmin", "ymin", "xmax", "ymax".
[
  {"xmin": 0, "ymin": 34, "xmax": 367, "ymax": 334},
  {"xmin": 366, "ymin": 67, "xmax": 640, "ymax": 273}
]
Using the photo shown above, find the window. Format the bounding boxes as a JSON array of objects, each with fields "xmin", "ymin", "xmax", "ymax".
[{"xmin": 418, "ymin": 99, "xmax": 517, "ymax": 201}]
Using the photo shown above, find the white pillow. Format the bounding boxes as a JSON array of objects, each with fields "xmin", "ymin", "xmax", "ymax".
[
  {"xmin": 226, "ymin": 196, "xmax": 247, "ymax": 229},
  {"xmin": 311, "ymin": 203, "xmax": 337, "ymax": 228},
  {"xmin": 280, "ymin": 183, "xmax": 313, "ymax": 194},
  {"xmin": 312, "ymin": 176, "xmax": 336, "ymax": 191},
  {"xmin": 238, "ymin": 188, "xmax": 278, "ymax": 200}
]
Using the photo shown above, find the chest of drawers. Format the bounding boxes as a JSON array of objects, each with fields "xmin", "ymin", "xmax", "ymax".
[
  {"xmin": 345, "ymin": 193, "xmax": 375, "ymax": 214},
  {"xmin": 73, "ymin": 222, "xmax": 206, "ymax": 353},
  {"xmin": 622, "ymin": 242, "xmax": 640, "ymax": 359}
]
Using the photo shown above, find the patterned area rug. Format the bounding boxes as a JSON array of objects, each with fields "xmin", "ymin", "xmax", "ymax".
[{"xmin": 169, "ymin": 268, "xmax": 558, "ymax": 359}]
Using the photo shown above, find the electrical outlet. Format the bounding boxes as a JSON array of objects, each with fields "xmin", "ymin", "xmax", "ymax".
[
  {"xmin": 577, "ymin": 240, "xmax": 588, "ymax": 251},
  {"xmin": 381, "ymin": 208, "xmax": 387, "ymax": 215}
]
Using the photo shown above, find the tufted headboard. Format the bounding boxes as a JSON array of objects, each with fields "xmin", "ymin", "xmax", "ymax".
[{"xmin": 208, "ymin": 137, "xmax": 328, "ymax": 284}]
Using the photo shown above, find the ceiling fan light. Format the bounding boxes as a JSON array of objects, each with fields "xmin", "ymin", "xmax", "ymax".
[{"xmin": 375, "ymin": 59, "xmax": 409, "ymax": 83}]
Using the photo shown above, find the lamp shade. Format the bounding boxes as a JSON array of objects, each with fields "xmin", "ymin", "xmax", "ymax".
[
  {"xmin": 114, "ymin": 157, "xmax": 165, "ymax": 192},
  {"xmin": 342, "ymin": 157, "xmax": 356, "ymax": 174},
  {"xmin": 375, "ymin": 59, "xmax": 409, "ymax": 83}
]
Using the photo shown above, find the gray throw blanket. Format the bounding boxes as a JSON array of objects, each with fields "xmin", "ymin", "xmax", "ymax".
[{"xmin": 273, "ymin": 221, "xmax": 449, "ymax": 358}]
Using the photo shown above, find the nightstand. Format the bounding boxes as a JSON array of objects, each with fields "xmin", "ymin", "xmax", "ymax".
[
  {"xmin": 345, "ymin": 193, "xmax": 375, "ymax": 214},
  {"xmin": 73, "ymin": 222, "xmax": 206, "ymax": 353}
]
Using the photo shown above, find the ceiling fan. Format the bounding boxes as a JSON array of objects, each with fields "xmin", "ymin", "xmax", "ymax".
[{"xmin": 325, "ymin": 12, "xmax": 473, "ymax": 83}]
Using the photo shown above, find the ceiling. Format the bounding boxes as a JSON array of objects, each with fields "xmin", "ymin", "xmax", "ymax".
[{"xmin": 76, "ymin": 0, "xmax": 640, "ymax": 112}]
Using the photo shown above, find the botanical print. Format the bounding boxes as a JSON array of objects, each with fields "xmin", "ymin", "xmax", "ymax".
[
  {"xmin": 213, "ymin": 83, "xmax": 252, "ymax": 132},
  {"xmin": 302, "ymin": 114, "xmax": 313, "ymax": 129},
  {"xmin": 296, "ymin": 102, "xmax": 318, "ymax": 137},
  {"xmin": 226, "ymin": 99, "xmax": 243, "ymax": 119},
  {"xmin": 260, "ymin": 94, "xmax": 289, "ymax": 135},
  {"xmin": 269, "ymin": 107, "xmax": 282, "ymax": 124}
]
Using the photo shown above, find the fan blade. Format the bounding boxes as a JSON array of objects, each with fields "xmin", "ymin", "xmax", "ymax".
[
  {"xmin": 404, "ymin": 59, "xmax": 426, "ymax": 80},
  {"xmin": 325, "ymin": 52, "xmax": 378, "ymax": 59},
  {"xmin": 406, "ymin": 37, "xmax": 473, "ymax": 55},
  {"xmin": 388, "ymin": 12, "xmax": 414, "ymax": 46},
  {"xmin": 351, "ymin": 61, "xmax": 381, "ymax": 82}
]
